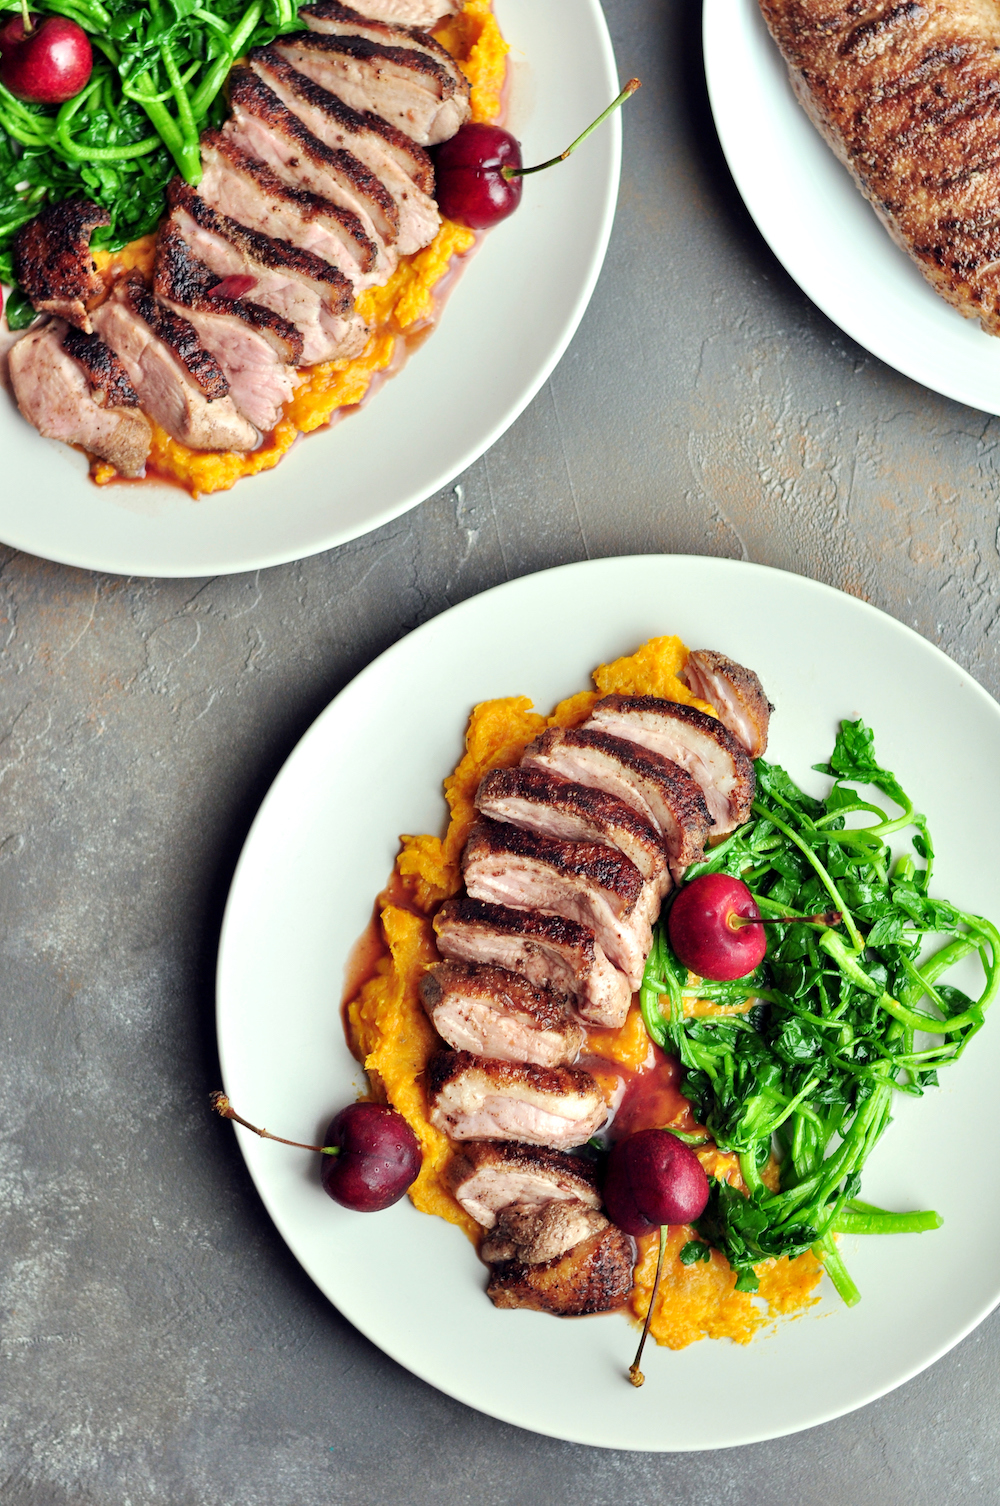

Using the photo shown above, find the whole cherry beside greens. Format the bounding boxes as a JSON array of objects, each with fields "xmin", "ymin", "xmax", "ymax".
[
  {"xmin": 210, "ymin": 1092, "xmax": 421, "ymax": 1213},
  {"xmin": 667, "ymin": 872, "xmax": 843, "ymax": 982},
  {"xmin": 0, "ymin": 2, "xmax": 92, "ymax": 105},
  {"xmin": 434, "ymin": 77, "xmax": 641, "ymax": 230}
]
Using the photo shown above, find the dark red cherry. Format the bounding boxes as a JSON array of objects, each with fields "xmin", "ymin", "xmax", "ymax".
[
  {"xmin": 320, "ymin": 1103, "xmax": 421, "ymax": 1213},
  {"xmin": 668, "ymin": 873, "xmax": 767, "ymax": 982},
  {"xmin": 0, "ymin": 13, "xmax": 92, "ymax": 104},
  {"xmin": 604, "ymin": 1128, "xmax": 710, "ymax": 1236},
  {"xmin": 434, "ymin": 123, "xmax": 523, "ymax": 229}
]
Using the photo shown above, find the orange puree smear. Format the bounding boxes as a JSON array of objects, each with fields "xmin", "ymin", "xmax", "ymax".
[
  {"xmin": 345, "ymin": 636, "xmax": 824, "ymax": 1348},
  {"xmin": 90, "ymin": 0, "xmax": 508, "ymax": 494}
]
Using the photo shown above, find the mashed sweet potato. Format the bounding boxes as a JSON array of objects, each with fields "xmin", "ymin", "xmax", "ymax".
[
  {"xmin": 91, "ymin": 0, "xmax": 508, "ymax": 494},
  {"xmin": 345, "ymin": 635, "xmax": 824, "ymax": 1348}
]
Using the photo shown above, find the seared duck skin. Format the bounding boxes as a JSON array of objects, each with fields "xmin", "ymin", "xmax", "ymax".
[
  {"xmin": 759, "ymin": 0, "xmax": 1000, "ymax": 335},
  {"xmin": 12, "ymin": 201, "xmax": 109, "ymax": 333}
]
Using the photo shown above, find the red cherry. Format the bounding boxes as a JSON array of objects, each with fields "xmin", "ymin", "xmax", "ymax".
[
  {"xmin": 0, "ymin": 13, "xmax": 92, "ymax": 104},
  {"xmin": 434, "ymin": 123, "xmax": 523, "ymax": 229},
  {"xmin": 320, "ymin": 1102, "xmax": 421, "ymax": 1213},
  {"xmin": 604, "ymin": 1129, "xmax": 710, "ymax": 1236},
  {"xmin": 667, "ymin": 873, "xmax": 767, "ymax": 982}
]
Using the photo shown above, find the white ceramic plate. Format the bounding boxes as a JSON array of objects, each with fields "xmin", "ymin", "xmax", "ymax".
[
  {"xmin": 0, "ymin": 0, "xmax": 619, "ymax": 578},
  {"xmin": 216, "ymin": 555, "xmax": 1000, "ymax": 1451},
  {"xmin": 704, "ymin": 0, "xmax": 1000, "ymax": 416}
]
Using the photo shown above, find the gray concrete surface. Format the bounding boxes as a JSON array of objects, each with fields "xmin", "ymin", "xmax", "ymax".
[{"xmin": 3, "ymin": 0, "xmax": 1000, "ymax": 1501}]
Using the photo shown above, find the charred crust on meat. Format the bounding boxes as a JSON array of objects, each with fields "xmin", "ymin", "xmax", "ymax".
[
  {"xmin": 13, "ymin": 199, "xmax": 110, "ymax": 331},
  {"xmin": 279, "ymin": 28, "xmax": 459, "ymax": 97},
  {"xmin": 61, "ymin": 327, "xmax": 141, "ymax": 408},
  {"xmin": 447, "ymin": 1139, "xmax": 601, "ymax": 1201},
  {"xmin": 486, "ymin": 1226, "xmax": 635, "ymax": 1316},
  {"xmin": 435, "ymin": 896, "xmax": 598, "ymax": 959},
  {"xmin": 301, "ymin": 0, "xmax": 465, "ymax": 73},
  {"xmin": 250, "ymin": 47, "xmax": 436, "ymax": 194},
  {"xmin": 591, "ymin": 697, "xmax": 755, "ymax": 800},
  {"xmin": 463, "ymin": 817, "xmax": 645, "ymax": 906},
  {"xmin": 420, "ymin": 961, "xmax": 576, "ymax": 1033},
  {"xmin": 119, "ymin": 273, "xmax": 231, "ymax": 400},
  {"xmin": 427, "ymin": 1049, "xmax": 603, "ymax": 1102}
]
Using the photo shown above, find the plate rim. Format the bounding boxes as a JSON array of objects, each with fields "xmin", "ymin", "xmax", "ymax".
[
  {"xmin": 0, "ymin": 0, "xmax": 621, "ymax": 579},
  {"xmin": 216, "ymin": 553, "xmax": 1000, "ymax": 1450}
]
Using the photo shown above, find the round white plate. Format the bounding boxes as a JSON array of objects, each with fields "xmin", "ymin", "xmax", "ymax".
[
  {"xmin": 704, "ymin": 0, "xmax": 1000, "ymax": 416},
  {"xmin": 0, "ymin": 0, "xmax": 619, "ymax": 578},
  {"xmin": 216, "ymin": 555, "xmax": 1000, "ymax": 1451}
]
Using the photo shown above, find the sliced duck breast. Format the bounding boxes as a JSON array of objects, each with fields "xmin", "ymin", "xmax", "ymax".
[
  {"xmin": 9, "ymin": 320, "xmax": 152, "ymax": 477},
  {"xmin": 273, "ymin": 31, "xmax": 470, "ymax": 145},
  {"xmin": 420, "ymin": 960, "xmax": 585, "ymax": 1068},
  {"xmin": 427, "ymin": 1051, "xmax": 609, "ymax": 1149},
  {"xmin": 226, "ymin": 65, "xmax": 399, "ymax": 258},
  {"xmin": 338, "ymin": 0, "xmax": 458, "ymax": 22},
  {"xmin": 481, "ymin": 1199, "xmax": 609, "ymax": 1266},
  {"xmin": 585, "ymin": 696, "xmax": 756, "ymax": 835},
  {"xmin": 681, "ymin": 650, "xmax": 773, "ymax": 759},
  {"xmin": 91, "ymin": 274, "xmax": 257, "ymax": 452},
  {"xmin": 434, "ymin": 896, "xmax": 632, "ymax": 1029},
  {"xmin": 154, "ymin": 220, "xmax": 299, "ymax": 433},
  {"xmin": 523, "ymin": 727, "xmax": 713, "ymax": 881},
  {"xmin": 249, "ymin": 48, "xmax": 439, "ymax": 253},
  {"xmin": 199, "ymin": 132, "xmax": 381, "ymax": 290},
  {"xmin": 475, "ymin": 765, "xmax": 672, "ymax": 899},
  {"xmin": 301, "ymin": 0, "xmax": 468, "ymax": 95},
  {"xmin": 462, "ymin": 818, "xmax": 652, "ymax": 991},
  {"xmin": 487, "ymin": 1225, "xmax": 635, "ymax": 1316},
  {"xmin": 165, "ymin": 180, "xmax": 367, "ymax": 365},
  {"xmin": 12, "ymin": 200, "xmax": 109, "ymax": 332},
  {"xmin": 447, "ymin": 1140, "xmax": 601, "ymax": 1228}
]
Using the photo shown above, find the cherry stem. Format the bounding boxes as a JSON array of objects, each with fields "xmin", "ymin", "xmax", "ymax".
[
  {"xmin": 728, "ymin": 909, "xmax": 842, "ymax": 932},
  {"xmin": 629, "ymin": 1223, "xmax": 667, "ymax": 1388},
  {"xmin": 19, "ymin": 0, "xmax": 32, "ymax": 34},
  {"xmin": 503, "ymin": 77, "xmax": 641, "ymax": 181},
  {"xmin": 209, "ymin": 1091, "xmax": 339, "ymax": 1155}
]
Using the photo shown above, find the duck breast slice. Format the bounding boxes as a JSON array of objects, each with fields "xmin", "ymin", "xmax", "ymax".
[
  {"xmin": 335, "ymin": 0, "xmax": 458, "ymax": 23},
  {"xmin": 9, "ymin": 321, "xmax": 152, "ymax": 477},
  {"xmin": 249, "ymin": 48, "xmax": 439, "ymax": 251},
  {"xmin": 447, "ymin": 1140, "xmax": 601, "ymax": 1228},
  {"xmin": 427, "ymin": 1050, "xmax": 609, "ymax": 1149},
  {"xmin": 154, "ymin": 221, "xmax": 299, "ymax": 433},
  {"xmin": 91, "ymin": 275, "xmax": 258, "ymax": 452},
  {"xmin": 487, "ymin": 1225, "xmax": 635, "ymax": 1316},
  {"xmin": 273, "ymin": 31, "xmax": 469, "ymax": 144},
  {"xmin": 481, "ymin": 1198, "xmax": 609, "ymax": 1266},
  {"xmin": 13, "ymin": 199, "xmax": 109, "ymax": 332},
  {"xmin": 301, "ymin": 0, "xmax": 468, "ymax": 96},
  {"xmin": 585, "ymin": 695, "xmax": 756, "ymax": 834},
  {"xmin": 434, "ymin": 896, "xmax": 632, "ymax": 1029},
  {"xmin": 462, "ymin": 818, "xmax": 652, "ymax": 991},
  {"xmin": 475, "ymin": 765, "xmax": 672, "ymax": 898},
  {"xmin": 681, "ymin": 650, "xmax": 773, "ymax": 759},
  {"xmin": 165, "ymin": 181, "xmax": 368, "ymax": 365},
  {"xmin": 420, "ymin": 961, "xmax": 585, "ymax": 1067},
  {"xmin": 523, "ymin": 726, "xmax": 713, "ymax": 881},
  {"xmin": 226, "ymin": 66, "xmax": 399, "ymax": 255},
  {"xmin": 199, "ymin": 132, "xmax": 381, "ymax": 290}
]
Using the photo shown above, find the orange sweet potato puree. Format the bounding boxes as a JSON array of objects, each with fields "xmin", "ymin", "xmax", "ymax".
[
  {"xmin": 90, "ymin": 0, "xmax": 508, "ymax": 494},
  {"xmin": 345, "ymin": 636, "xmax": 824, "ymax": 1348}
]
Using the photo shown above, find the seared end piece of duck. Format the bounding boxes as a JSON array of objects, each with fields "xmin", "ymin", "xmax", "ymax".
[
  {"xmin": 12, "ymin": 200, "xmax": 109, "ymax": 333},
  {"xmin": 199, "ymin": 131, "xmax": 380, "ymax": 289},
  {"xmin": 427, "ymin": 1050, "xmax": 609, "ymax": 1149},
  {"xmin": 476, "ymin": 765, "xmax": 672, "ymax": 897},
  {"xmin": 420, "ymin": 961, "xmax": 585, "ymax": 1068},
  {"xmin": 481, "ymin": 1198, "xmax": 609, "ymax": 1265},
  {"xmin": 335, "ymin": 0, "xmax": 458, "ymax": 23},
  {"xmin": 462, "ymin": 818, "xmax": 651, "ymax": 990},
  {"xmin": 9, "ymin": 320, "xmax": 152, "ymax": 478},
  {"xmin": 154, "ymin": 221, "xmax": 300, "ymax": 433},
  {"xmin": 274, "ymin": 30, "xmax": 470, "ymax": 145},
  {"xmin": 682, "ymin": 650, "xmax": 772, "ymax": 759},
  {"xmin": 759, "ymin": 0, "xmax": 1000, "ymax": 337},
  {"xmin": 487, "ymin": 1225, "xmax": 635, "ymax": 1316},
  {"xmin": 448, "ymin": 1139, "xmax": 601, "ymax": 1228},
  {"xmin": 434, "ymin": 896, "xmax": 633, "ymax": 1029},
  {"xmin": 226, "ymin": 65, "xmax": 400, "ymax": 251},
  {"xmin": 523, "ymin": 726, "xmax": 713, "ymax": 881},
  {"xmin": 92, "ymin": 274, "xmax": 258, "ymax": 452},
  {"xmin": 165, "ymin": 180, "xmax": 367, "ymax": 366},
  {"xmin": 585, "ymin": 696, "xmax": 755, "ymax": 836}
]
